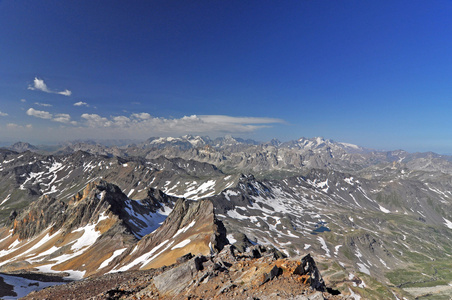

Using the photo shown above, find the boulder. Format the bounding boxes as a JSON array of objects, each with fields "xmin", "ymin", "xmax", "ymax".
[
  {"xmin": 153, "ymin": 257, "xmax": 202, "ymax": 296},
  {"xmin": 293, "ymin": 254, "xmax": 326, "ymax": 292},
  {"xmin": 261, "ymin": 265, "xmax": 283, "ymax": 284}
]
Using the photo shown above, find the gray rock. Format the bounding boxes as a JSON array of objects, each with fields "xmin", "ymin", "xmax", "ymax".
[
  {"xmin": 262, "ymin": 265, "xmax": 283, "ymax": 285},
  {"xmin": 307, "ymin": 291, "xmax": 325, "ymax": 300},
  {"xmin": 152, "ymin": 258, "xmax": 199, "ymax": 295}
]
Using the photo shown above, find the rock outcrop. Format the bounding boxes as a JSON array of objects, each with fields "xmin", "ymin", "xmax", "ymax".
[
  {"xmin": 294, "ymin": 253, "xmax": 326, "ymax": 292},
  {"xmin": 148, "ymin": 247, "xmax": 339, "ymax": 299},
  {"xmin": 111, "ymin": 198, "xmax": 227, "ymax": 271}
]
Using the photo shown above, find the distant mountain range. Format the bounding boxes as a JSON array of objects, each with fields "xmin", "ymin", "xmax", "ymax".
[{"xmin": 1, "ymin": 136, "xmax": 452, "ymax": 299}]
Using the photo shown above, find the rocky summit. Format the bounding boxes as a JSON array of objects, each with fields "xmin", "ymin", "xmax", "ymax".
[{"xmin": 2, "ymin": 136, "xmax": 452, "ymax": 299}]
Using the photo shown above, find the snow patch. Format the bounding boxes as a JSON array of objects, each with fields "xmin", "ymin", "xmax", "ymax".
[
  {"xmin": 227, "ymin": 234, "xmax": 237, "ymax": 244},
  {"xmin": 171, "ymin": 239, "xmax": 191, "ymax": 250},
  {"xmin": 317, "ymin": 237, "xmax": 330, "ymax": 257},
  {"xmin": 71, "ymin": 223, "xmax": 101, "ymax": 251},
  {"xmin": 173, "ymin": 220, "xmax": 196, "ymax": 238},
  {"xmin": 444, "ymin": 218, "xmax": 452, "ymax": 229},
  {"xmin": 379, "ymin": 205, "xmax": 390, "ymax": 214},
  {"xmin": 99, "ymin": 248, "xmax": 127, "ymax": 269},
  {"xmin": 0, "ymin": 194, "xmax": 11, "ymax": 206},
  {"xmin": 348, "ymin": 287, "xmax": 361, "ymax": 300},
  {"xmin": 357, "ymin": 263, "xmax": 370, "ymax": 275}
]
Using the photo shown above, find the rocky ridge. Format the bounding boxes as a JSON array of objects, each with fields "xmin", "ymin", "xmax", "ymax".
[
  {"xmin": 0, "ymin": 180, "xmax": 224, "ymax": 280},
  {"xmin": 23, "ymin": 246, "xmax": 347, "ymax": 300}
]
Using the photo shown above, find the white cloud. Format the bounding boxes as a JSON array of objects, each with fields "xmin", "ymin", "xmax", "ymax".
[
  {"xmin": 6, "ymin": 123, "xmax": 33, "ymax": 130},
  {"xmin": 74, "ymin": 101, "xmax": 89, "ymax": 107},
  {"xmin": 131, "ymin": 112, "xmax": 151, "ymax": 120},
  {"xmin": 0, "ymin": 111, "xmax": 8, "ymax": 117},
  {"xmin": 112, "ymin": 116, "xmax": 130, "ymax": 126},
  {"xmin": 28, "ymin": 77, "xmax": 50, "ymax": 92},
  {"xmin": 197, "ymin": 115, "xmax": 284, "ymax": 125},
  {"xmin": 6, "ymin": 123, "xmax": 20, "ymax": 129},
  {"xmin": 26, "ymin": 108, "xmax": 74, "ymax": 124},
  {"xmin": 7, "ymin": 109, "xmax": 285, "ymax": 142},
  {"xmin": 20, "ymin": 99, "xmax": 27, "ymax": 103},
  {"xmin": 58, "ymin": 89, "xmax": 72, "ymax": 96},
  {"xmin": 81, "ymin": 113, "xmax": 111, "ymax": 127},
  {"xmin": 26, "ymin": 108, "xmax": 52, "ymax": 119},
  {"xmin": 71, "ymin": 113, "xmax": 284, "ymax": 140},
  {"xmin": 35, "ymin": 102, "xmax": 52, "ymax": 107},
  {"xmin": 53, "ymin": 113, "xmax": 72, "ymax": 123},
  {"xmin": 28, "ymin": 77, "xmax": 72, "ymax": 96}
]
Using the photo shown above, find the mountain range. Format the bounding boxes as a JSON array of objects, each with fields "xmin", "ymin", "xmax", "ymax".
[{"xmin": 1, "ymin": 136, "xmax": 452, "ymax": 299}]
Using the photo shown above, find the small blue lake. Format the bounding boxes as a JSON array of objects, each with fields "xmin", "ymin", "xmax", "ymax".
[{"xmin": 310, "ymin": 221, "xmax": 331, "ymax": 235}]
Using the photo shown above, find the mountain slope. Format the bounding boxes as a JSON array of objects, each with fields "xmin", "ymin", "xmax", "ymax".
[
  {"xmin": 0, "ymin": 180, "xmax": 174, "ymax": 278},
  {"xmin": 2, "ymin": 136, "xmax": 452, "ymax": 298}
]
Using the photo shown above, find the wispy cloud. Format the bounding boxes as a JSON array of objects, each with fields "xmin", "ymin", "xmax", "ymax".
[
  {"xmin": 74, "ymin": 101, "xmax": 89, "ymax": 107},
  {"xmin": 6, "ymin": 123, "xmax": 20, "ymax": 129},
  {"xmin": 35, "ymin": 102, "xmax": 52, "ymax": 107},
  {"xmin": 10, "ymin": 110, "xmax": 284, "ymax": 142},
  {"xmin": 28, "ymin": 77, "xmax": 72, "ymax": 96},
  {"xmin": 0, "ymin": 111, "xmax": 8, "ymax": 117},
  {"xmin": 26, "ymin": 108, "xmax": 76, "ymax": 124},
  {"xmin": 6, "ymin": 123, "xmax": 32, "ymax": 129},
  {"xmin": 198, "ymin": 115, "xmax": 285, "ymax": 125},
  {"xmin": 20, "ymin": 99, "xmax": 26, "ymax": 103},
  {"xmin": 73, "ymin": 113, "xmax": 284, "ymax": 140},
  {"xmin": 53, "ymin": 113, "xmax": 72, "ymax": 123}
]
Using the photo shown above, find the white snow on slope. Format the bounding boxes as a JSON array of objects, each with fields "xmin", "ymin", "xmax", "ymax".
[
  {"xmin": 444, "ymin": 218, "xmax": 452, "ymax": 229},
  {"xmin": 113, "ymin": 239, "xmax": 171, "ymax": 272},
  {"xmin": 182, "ymin": 180, "xmax": 217, "ymax": 199},
  {"xmin": 173, "ymin": 220, "xmax": 196, "ymax": 238},
  {"xmin": 227, "ymin": 234, "xmax": 237, "ymax": 244},
  {"xmin": 124, "ymin": 200, "xmax": 173, "ymax": 238},
  {"xmin": 35, "ymin": 264, "xmax": 85, "ymax": 280},
  {"xmin": 0, "ymin": 194, "xmax": 11, "ymax": 206},
  {"xmin": 379, "ymin": 205, "xmax": 390, "ymax": 213},
  {"xmin": 348, "ymin": 287, "xmax": 361, "ymax": 300},
  {"xmin": 99, "ymin": 248, "xmax": 127, "ymax": 269},
  {"xmin": 357, "ymin": 263, "xmax": 371, "ymax": 275},
  {"xmin": 171, "ymin": 239, "xmax": 191, "ymax": 250},
  {"xmin": 344, "ymin": 177, "xmax": 355, "ymax": 185},
  {"xmin": 21, "ymin": 230, "xmax": 61, "ymax": 257},
  {"xmin": 318, "ymin": 236, "xmax": 330, "ymax": 257},
  {"xmin": 71, "ymin": 223, "xmax": 101, "ymax": 251}
]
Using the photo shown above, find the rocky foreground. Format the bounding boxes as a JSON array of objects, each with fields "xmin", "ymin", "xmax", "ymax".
[{"xmin": 21, "ymin": 246, "xmax": 348, "ymax": 300}]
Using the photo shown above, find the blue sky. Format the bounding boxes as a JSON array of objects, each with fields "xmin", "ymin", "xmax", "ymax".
[{"xmin": 1, "ymin": 1, "xmax": 452, "ymax": 153}]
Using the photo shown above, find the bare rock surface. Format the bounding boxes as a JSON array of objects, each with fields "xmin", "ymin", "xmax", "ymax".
[{"xmin": 20, "ymin": 247, "xmax": 349, "ymax": 299}]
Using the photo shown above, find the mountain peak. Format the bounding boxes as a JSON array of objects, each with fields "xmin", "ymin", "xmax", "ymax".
[{"xmin": 7, "ymin": 141, "xmax": 38, "ymax": 153}]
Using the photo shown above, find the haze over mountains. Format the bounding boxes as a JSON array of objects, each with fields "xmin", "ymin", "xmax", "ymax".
[{"xmin": 1, "ymin": 135, "xmax": 452, "ymax": 299}]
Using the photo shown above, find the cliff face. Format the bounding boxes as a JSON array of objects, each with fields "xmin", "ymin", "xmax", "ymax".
[
  {"xmin": 108, "ymin": 198, "xmax": 228, "ymax": 272},
  {"xmin": 12, "ymin": 195, "xmax": 67, "ymax": 240}
]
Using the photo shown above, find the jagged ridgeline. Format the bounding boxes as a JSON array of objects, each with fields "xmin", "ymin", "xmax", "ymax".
[
  {"xmin": 2, "ymin": 136, "xmax": 452, "ymax": 299},
  {"xmin": 0, "ymin": 180, "xmax": 227, "ymax": 278}
]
